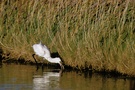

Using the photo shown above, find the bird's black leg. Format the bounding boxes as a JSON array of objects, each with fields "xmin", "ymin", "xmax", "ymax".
[
  {"xmin": 32, "ymin": 54, "xmax": 39, "ymax": 70},
  {"xmin": 41, "ymin": 63, "xmax": 44, "ymax": 72}
]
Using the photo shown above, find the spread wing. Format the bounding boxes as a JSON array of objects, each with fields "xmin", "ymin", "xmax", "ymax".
[
  {"xmin": 32, "ymin": 42, "xmax": 51, "ymax": 58},
  {"xmin": 32, "ymin": 44, "xmax": 45, "ymax": 57},
  {"xmin": 42, "ymin": 44, "xmax": 51, "ymax": 58}
]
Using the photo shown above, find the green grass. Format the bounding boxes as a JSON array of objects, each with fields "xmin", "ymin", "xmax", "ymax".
[{"xmin": 0, "ymin": 0, "xmax": 135, "ymax": 75}]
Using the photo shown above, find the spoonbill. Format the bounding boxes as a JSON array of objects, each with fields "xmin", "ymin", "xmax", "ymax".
[{"xmin": 32, "ymin": 42, "xmax": 64, "ymax": 69}]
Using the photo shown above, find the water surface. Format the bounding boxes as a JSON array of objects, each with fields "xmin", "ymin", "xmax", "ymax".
[{"xmin": 0, "ymin": 64, "xmax": 134, "ymax": 90}]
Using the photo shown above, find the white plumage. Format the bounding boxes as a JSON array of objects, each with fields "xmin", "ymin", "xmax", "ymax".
[
  {"xmin": 32, "ymin": 42, "xmax": 50, "ymax": 58},
  {"xmin": 32, "ymin": 42, "xmax": 64, "ymax": 69}
]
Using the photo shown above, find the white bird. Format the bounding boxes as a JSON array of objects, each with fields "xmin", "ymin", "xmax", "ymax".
[{"xmin": 32, "ymin": 42, "xmax": 64, "ymax": 69}]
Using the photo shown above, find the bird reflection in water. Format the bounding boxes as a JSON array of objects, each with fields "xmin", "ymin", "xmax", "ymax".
[{"xmin": 33, "ymin": 69, "xmax": 62, "ymax": 90}]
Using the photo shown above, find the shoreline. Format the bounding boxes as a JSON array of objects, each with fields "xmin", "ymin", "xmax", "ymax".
[{"xmin": 1, "ymin": 58, "xmax": 135, "ymax": 79}]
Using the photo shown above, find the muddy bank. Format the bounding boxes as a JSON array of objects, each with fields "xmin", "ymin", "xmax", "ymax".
[{"xmin": 1, "ymin": 57, "xmax": 135, "ymax": 79}]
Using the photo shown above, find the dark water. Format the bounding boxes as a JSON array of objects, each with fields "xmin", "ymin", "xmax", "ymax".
[{"xmin": 0, "ymin": 64, "xmax": 135, "ymax": 90}]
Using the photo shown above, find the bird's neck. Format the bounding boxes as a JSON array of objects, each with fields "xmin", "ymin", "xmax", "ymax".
[
  {"xmin": 45, "ymin": 57, "xmax": 53, "ymax": 62},
  {"xmin": 44, "ymin": 56, "xmax": 51, "ymax": 60},
  {"xmin": 44, "ymin": 57, "xmax": 60, "ymax": 63}
]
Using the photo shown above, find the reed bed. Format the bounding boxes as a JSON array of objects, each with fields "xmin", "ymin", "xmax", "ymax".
[{"xmin": 0, "ymin": 0, "xmax": 135, "ymax": 75}]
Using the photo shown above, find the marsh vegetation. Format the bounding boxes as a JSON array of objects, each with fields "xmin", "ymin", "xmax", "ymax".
[{"xmin": 0, "ymin": 0, "xmax": 135, "ymax": 75}]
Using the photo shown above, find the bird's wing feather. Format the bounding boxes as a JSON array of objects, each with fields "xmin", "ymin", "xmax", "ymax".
[
  {"xmin": 41, "ymin": 44, "xmax": 51, "ymax": 58},
  {"xmin": 32, "ymin": 42, "xmax": 51, "ymax": 58},
  {"xmin": 32, "ymin": 44, "xmax": 45, "ymax": 57}
]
